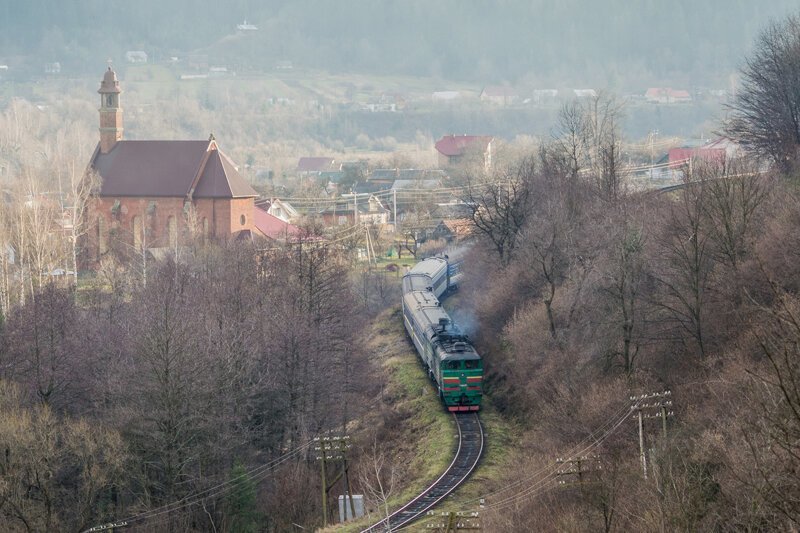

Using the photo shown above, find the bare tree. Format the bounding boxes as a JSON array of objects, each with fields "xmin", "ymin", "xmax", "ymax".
[
  {"xmin": 701, "ymin": 159, "xmax": 770, "ymax": 273},
  {"xmin": 0, "ymin": 380, "xmax": 125, "ymax": 532},
  {"xmin": 742, "ymin": 287, "xmax": 800, "ymax": 527},
  {"xmin": 725, "ymin": 13, "xmax": 800, "ymax": 173},
  {"xmin": 651, "ymin": 173, "xmax": 715, "ymax": 358},
  {"xmin": 596, "ymin": 208, "xmax": 650, "ymax": 373},
  {"xmin": 3, "ymin": 283, "xmax": 82, "ymax": 409},
  {"xmin": 464, "ymin": 156, "xmax": 534, "ymax": 266},
  {"xmin": 357, "ymin": 438, "xmax": 397, "ymax": 531},
  {"xmin": 69, "ymin": 165, "xmax": 99, "ymax": 287}
]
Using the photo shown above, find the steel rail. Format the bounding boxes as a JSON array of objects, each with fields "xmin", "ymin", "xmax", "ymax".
[{"xmin": 360, "ymin": 412, "xmax": 484, "ymax": 532}]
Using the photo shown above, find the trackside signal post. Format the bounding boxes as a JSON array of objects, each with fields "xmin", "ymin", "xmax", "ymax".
[{"xmin": 315, "ymin": 434, "xmax": 354, "ymax": 527}]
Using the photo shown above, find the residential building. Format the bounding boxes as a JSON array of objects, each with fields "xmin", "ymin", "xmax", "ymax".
[
  {"xmin": 645, "ymin": 88, "xmax": 692, "ymax": 104},
  {"xmin": 255, "ymin": 198, "xmax": 300, "ymax": 222},
  {"xmin": 480, "ymin": 86, "xmax": 519, "ymax": 105},
  {"xmin": 435, "ymin": 134, "xmax": 494, "ymax": 171},
  {"xmin": 125, "ymin": 51, "xmax": 148, "ymax": 63},
  {"xmin": 297, "ymin": 157, "xmax": 338, "ymax": 176},
  {"xmin": 253, "ymin": 207, "xmax": 302, "ymax": 242},
  {"xmin": 317, "ymin": 195, "xmax": 390, "ymax": 226}
]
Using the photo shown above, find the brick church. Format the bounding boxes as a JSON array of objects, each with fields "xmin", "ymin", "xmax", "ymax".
[{"xmin": 86, "ymin": 67, "xmax": 261, "ymax": 263}]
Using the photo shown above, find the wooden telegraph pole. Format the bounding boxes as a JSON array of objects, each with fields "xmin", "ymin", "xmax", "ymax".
[
  {"xmin": 630, "ymin": 391, "xmax": 674, "ymax": 480},
  {"xmin": 315, "ymin": 433, "xmax": 354, "ymax": 527},
  {"xmin": 424, "ymin": 511, "xmax": 482, "ymax": 532},
  {"xmin": 555, "ymin": 455, "xmax": 602, "ymax": 487}
]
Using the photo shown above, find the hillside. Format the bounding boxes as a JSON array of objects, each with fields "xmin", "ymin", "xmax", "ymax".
[{"xmin": 2, "ymin": 1, "xmax": 798, "ymax": 87}]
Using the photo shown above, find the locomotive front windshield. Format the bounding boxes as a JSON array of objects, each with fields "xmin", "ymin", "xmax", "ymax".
[{"xmin": 443, "ymin": 359, "xmax": 482, "ymax": 370}]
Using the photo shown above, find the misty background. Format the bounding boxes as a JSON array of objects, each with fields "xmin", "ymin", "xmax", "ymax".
[
  {"xmin": 2, "ymin": 1, "xmax": 799, "ymax": 180},
  {"xmin": 2, "ymin": 0, "xmax": 797, "ymax": 86}
]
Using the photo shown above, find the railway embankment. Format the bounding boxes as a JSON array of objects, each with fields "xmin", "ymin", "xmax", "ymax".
[{"xmin": 322, "ymin": 305, "xmax": 516, "ymax": 532}]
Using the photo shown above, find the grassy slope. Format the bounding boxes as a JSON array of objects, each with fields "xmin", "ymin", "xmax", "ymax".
[{"xmin": 323, "ymin": 297, "xmax": 517, "ymax": 532}]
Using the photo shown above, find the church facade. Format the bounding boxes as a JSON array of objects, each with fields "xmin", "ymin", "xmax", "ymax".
[{"xmin": 85, "ymin": 67, "xmax": 260, "ymax": 263}]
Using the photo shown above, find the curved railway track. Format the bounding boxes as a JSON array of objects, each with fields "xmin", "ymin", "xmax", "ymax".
[{"xmin": 360, "ymin": 413, "xmax": 484, "ymax": 532}]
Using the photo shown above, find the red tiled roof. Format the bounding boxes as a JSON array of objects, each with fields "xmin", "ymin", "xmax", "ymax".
[
  {"xmin": 668, "ymin": 147, "xmax": 726, "ymax": 167},
  {"xmin": 254, "ymin": 206, "xmax": 302, "ymax": 241},
  {"xmin": 645, "ymin": 88, "xmax": 662, "ymax": 99},
  {"xmin": 297, "ymin": 157, "xmax": 336, "ymax": 172},
  {"xmin": 90, "ymin": 140, "xmax": 257, "ymax": 198},
  {"xmin": 434, "ymin": 135, "xmax": 493, "ymax": 157}
]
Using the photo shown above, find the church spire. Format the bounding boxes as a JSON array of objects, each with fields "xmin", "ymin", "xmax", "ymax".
[{"xmin": 98, "ymin": 66, "xmax": 123, "ymax": 154}]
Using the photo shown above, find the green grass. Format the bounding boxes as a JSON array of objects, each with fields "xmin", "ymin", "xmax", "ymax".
[{"xmin": 322, "ymin": 306, "xmax": 521, "ymax": 532}]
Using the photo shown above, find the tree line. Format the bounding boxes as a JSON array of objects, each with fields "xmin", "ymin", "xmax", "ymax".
[
  {"xmin": 0, "ymin": 235, "xmax": 390, "ymax": 531},
  {"xmin": 459, "ymin": 15, "xmax": 800, "ymax": 529}
]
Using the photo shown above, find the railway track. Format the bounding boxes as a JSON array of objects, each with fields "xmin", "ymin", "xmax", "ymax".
[{"xmin": 360, "ymin": 413, "xmax": 484, "ymax": 532}]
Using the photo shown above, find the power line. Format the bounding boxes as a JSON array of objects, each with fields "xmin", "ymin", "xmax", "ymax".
[{"xmin": 82, "ymin": 440, "xmax": 313, "ymax": 532}]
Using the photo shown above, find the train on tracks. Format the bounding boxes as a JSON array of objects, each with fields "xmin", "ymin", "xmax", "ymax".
[{"xmin": 402, "ymin": 257, "xmax": 482, "ymax": 412}]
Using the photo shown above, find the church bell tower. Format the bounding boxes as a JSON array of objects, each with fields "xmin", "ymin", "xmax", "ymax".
[{"xmin": 98, "ymin": 66, "xmax": 123, "ymax": 154}]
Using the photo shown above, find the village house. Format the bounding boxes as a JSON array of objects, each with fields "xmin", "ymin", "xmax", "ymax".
[
  {"xmin": 317, "ymin": 195, "xmax": 390, "ymax": 226},
  {"xmin": 256, "ymin": 198, "xmax": 300, "ymax": 223},
  {"xmin": 431, "ymin": 91, "xmax": 461, "ymax": 103},
  {"xmin": 434, "ymin": 134, "xmax": 494, "ymax": 171},
  {"xmin": 253, "ymin": 207, "xmax": 302, "ymax": 243},
  {"xmin": 649, "ymin": 139, "xmax": 732, "ymax": 180},
  {"xmin": 125, "ymin": 51, "xmax": 148, "ymax": 63},
  {"xmin": 296, "ymin": 157, "xmax": 338, "ymax": 177},
  {"xmin": 480, "ymin": 86, "xmax": 519, "ymax": 106},
  {"xmin": 572, "ymin": 89, "xmax": 598, "ymax": 99},
  {"xmin": 530, "ymin": 89, "xmax": 559, "ymax": 105},
  {"xmin": 645, "ymin": 88, "xmax": 692, "ymax": 104},
  {"xmin": 85, "ymin": 67, "xmax": 261, "ymax": 264}
]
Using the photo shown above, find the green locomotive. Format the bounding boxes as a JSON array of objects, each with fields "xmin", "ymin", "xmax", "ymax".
[{"xmin": 402, "ymin": 257, "xmax": 482, "ymax": 411}]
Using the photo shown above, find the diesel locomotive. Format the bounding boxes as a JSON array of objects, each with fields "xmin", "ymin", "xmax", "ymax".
[{"xmin": 402, "ymin": 257, "xmax": 482, "ymax": 412}]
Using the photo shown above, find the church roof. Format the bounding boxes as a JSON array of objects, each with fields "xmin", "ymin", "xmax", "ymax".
[{"xmin": 90, "ymin": 140, "xmax": 258, "ymax": 199}]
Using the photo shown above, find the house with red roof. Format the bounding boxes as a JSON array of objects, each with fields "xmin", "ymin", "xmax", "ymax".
[
  {"xmin": 85, "ymin": 67, "xmax": 261, "ymax": 264},
  {"xmin": 668, "ymin": 146, "xmax": 726, "ymax": 168},
  {"xmin": 253, "ymin": 207, "xmax": 303, "ymax": 242},
  {"xmin": 434, "ymin": 134, "xmax": 494, "ymax": 171}
]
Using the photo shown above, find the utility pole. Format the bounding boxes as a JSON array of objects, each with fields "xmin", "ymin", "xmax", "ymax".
[
  {"xmin": 649, "ymin": 129, "xmax": 658, "ymax": 179},
  {"xmin": 630, "ymin": 391, "xmax": 674, "ymax": 481},
  {"xmin": 315, "ymin": 433, "xmax": 353, "ymax": 527},
  {"xmin": 555, "ymin": 455, "xmax": 602, "ymax": 487},
  {"xmin": 424, "ymin": 511, "xmax": 481, "ymax": 531},
  {"xmin": 393, "ymin": 188, "xmax": 398, "ymax": 233}
]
